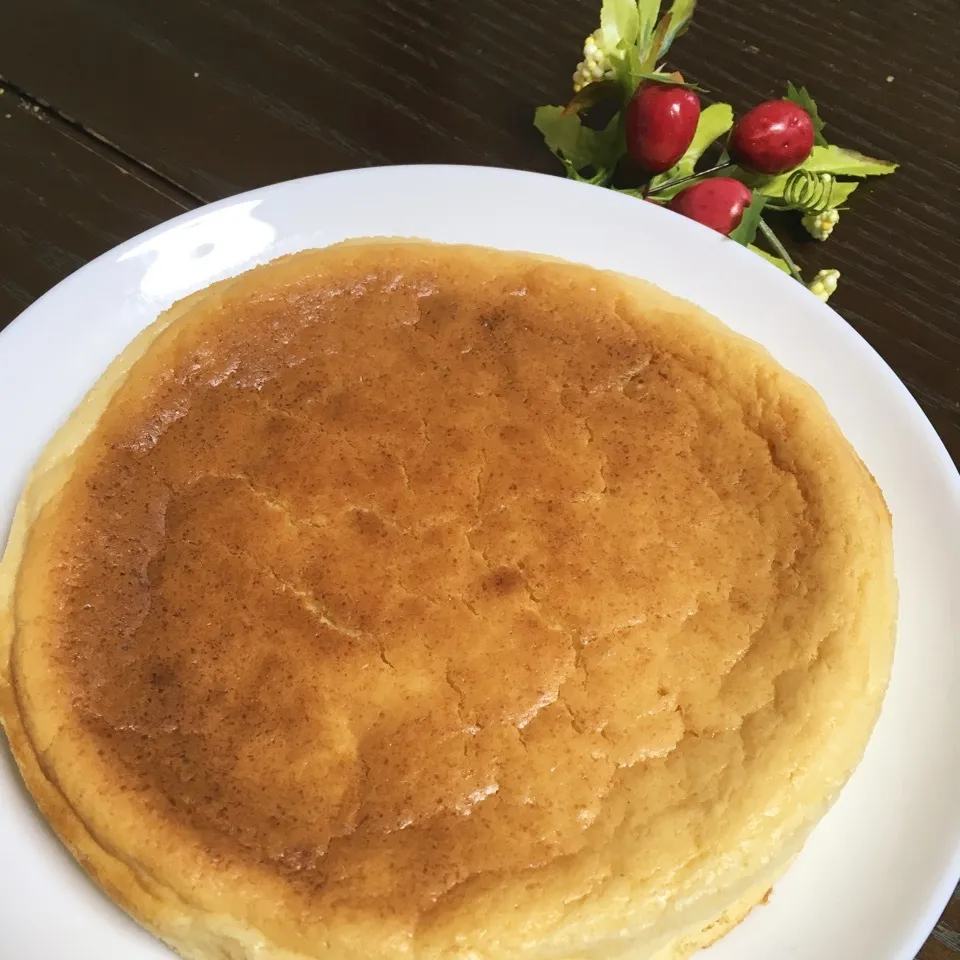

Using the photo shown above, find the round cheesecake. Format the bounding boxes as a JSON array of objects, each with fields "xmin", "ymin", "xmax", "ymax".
[{"xmin": 0, "ymin": 241, "xmax": 895, "ymax": 960}]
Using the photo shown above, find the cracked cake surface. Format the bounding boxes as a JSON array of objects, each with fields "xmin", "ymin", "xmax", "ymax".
[{"xmin": 0, "ymin": 241, "xmax": 896, "ymax": 960}]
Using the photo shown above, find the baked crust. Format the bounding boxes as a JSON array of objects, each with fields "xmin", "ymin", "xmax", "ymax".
[{"xmin": 0, "ymin": 241, "xmax": 896, "ymax": 959}]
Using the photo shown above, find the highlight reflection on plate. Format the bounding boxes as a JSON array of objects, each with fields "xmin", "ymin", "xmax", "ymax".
[{"xmin": 118, "ymin": 200, "xmax": 278, "ymax": 299}]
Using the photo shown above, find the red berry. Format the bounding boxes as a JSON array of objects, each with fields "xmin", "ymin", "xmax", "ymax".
[
  {"xmin": 625, "ymin": 84, "xmax": 701, "ymax": 174},
  {"xmin": 667, "ymin": 177, "xmax": 753, "ymax": 234},
  {"xmin": 729, "ymin": 100, "xmax": 815, "ymax": 174}
]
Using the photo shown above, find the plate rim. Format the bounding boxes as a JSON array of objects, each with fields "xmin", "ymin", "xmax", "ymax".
[{"xmin": 0, "ymin": 163, "xmax": 958, "ymax": 960}]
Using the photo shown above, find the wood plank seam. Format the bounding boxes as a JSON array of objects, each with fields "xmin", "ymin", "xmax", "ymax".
[{"xmin": 0, "ymin": 75, "xmax": 203, "ymax": 207}]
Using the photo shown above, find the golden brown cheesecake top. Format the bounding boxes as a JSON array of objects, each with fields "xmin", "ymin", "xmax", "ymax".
[{"xmin": 1, "ymin": 242, "xmax": 895, "ymax": 959}]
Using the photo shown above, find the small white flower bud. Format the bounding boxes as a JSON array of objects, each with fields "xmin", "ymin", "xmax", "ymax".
[
  {"xmin": 808, "ymin": 268, "xmax": 841, "ymax": 302},
  {"xmin": 802, "ymin": 207, "xmax": 840, "ymax": 241}
]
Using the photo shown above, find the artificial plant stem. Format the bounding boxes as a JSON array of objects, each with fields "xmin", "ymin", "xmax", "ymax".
[
  {"xmin": 645, "ymin": 160, "xmax": 734, "ymax": 196},
  {"xmin": 758, "ymin": 218, "xmax": 804, "ymax": 284}
]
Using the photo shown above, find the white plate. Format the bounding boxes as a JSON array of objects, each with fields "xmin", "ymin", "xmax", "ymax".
[{"xmin": 1, "ymin": 165, "xmax": 958, "ymax": 960}]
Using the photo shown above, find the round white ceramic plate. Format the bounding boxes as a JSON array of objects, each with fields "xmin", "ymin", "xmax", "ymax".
[{"xmin": 1, "ymin": 165, "xmax": 958, "ymax": 960}]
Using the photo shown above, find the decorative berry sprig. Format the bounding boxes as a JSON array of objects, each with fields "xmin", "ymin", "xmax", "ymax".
[{"xmin": 534, "ymin": 0, "xmax": 898, "ymax": 302}]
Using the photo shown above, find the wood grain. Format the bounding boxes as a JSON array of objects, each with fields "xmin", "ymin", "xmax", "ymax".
[
  {"xmin": 0, "ymin": 0, "xmax": 957, "ymax": 954},
  {"xmin": 0, "ymin": 89, "xmax": 195, "ymax": 330}
]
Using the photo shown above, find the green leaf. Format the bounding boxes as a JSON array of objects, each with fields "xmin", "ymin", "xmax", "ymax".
[
  {"xmin": 750, "ymin": 138, "xmax": 894, "ymax": 207},
  {"xmin": 647, "ymin": 102, "xmax": 734, "ymax": 197},
  {"xmin": 748, "ymin": 145, "xmax": 896, "ymax": 192},
  {"xmin": 625, "ymin": 45, "xmax": 645, "ymax": 86},
  {"xmin": 748, "ymin": 244, "xmax": 791, "ymax": 273},
  {"xmin": 801, "ymin": 144, "xmax": 898, "ymax": 177},
  {"xmin": 680, "ymin": 103, "xmax": 734, "ymax": 175},
  {"xmin": 533, "ymin": 106, "xmax": 624, "ymax": 179},
  {"xmin": 641, "ymin": 12, "xmax": 673, "ymax": 72},
  {"xmin": 829, "ymin": 180, "xmax": 860, "ymax": 206},
  {"xmin": 659, "ymin": 0, "xmax": 696, "ymax": 55},
  {"xmin": 601, "ymin": 0, "xmax": 641, "ymax": 51},
  {"xmin": 727, "ymin": 193, "xmax": 767, "ymax": 245},
  {"xmin": 785, "ymin": 82, "xmax": 827, "ymax": 146},
  {"xmin": 592, "ymin": 111, "xmax": 628, "ymax": 171},
  {"xmin": 635, "ymin": 0, "xmax": 663, "ymax": 49},
  {"xmin": 628, "ymin": 70, "xmax": 705, "ymax": 91},
  {"xmin": 535, "ymin": 106, "xmax": 594, "ymax": 170}
]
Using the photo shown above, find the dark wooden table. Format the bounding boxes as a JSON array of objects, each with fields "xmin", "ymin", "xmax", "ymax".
[{"xmin": 0, "ymin": 0, "xmax": 957, "ymax": 955}]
